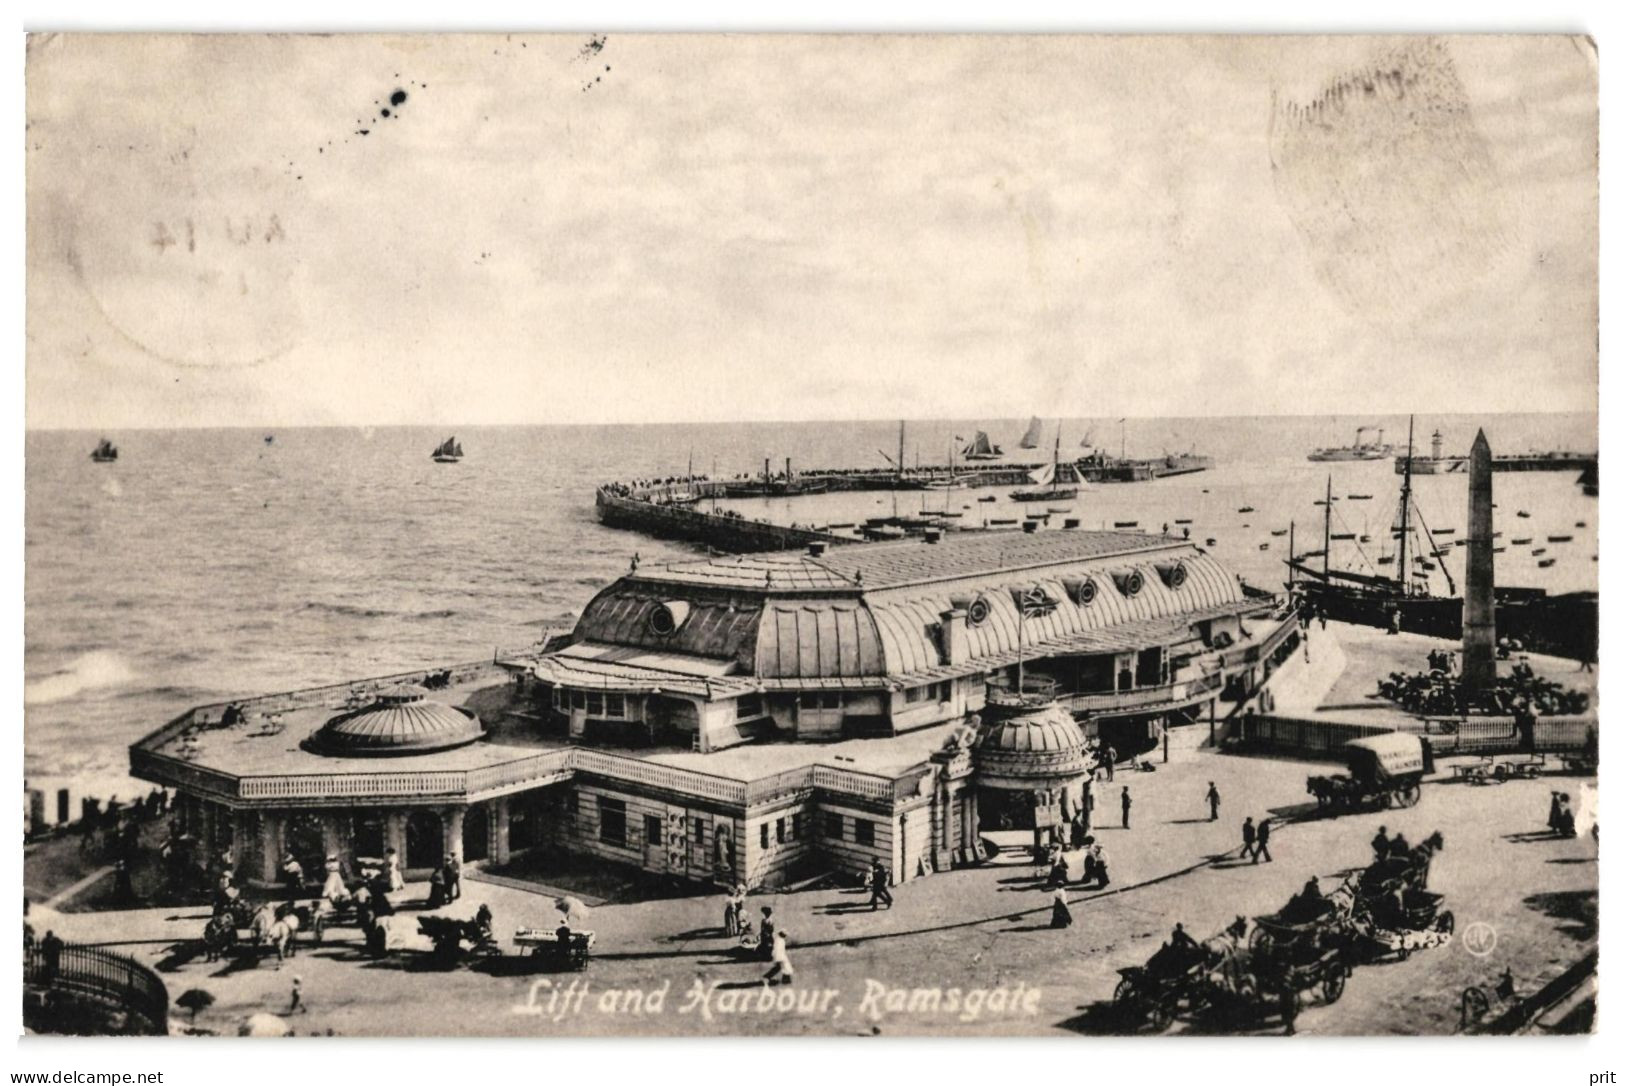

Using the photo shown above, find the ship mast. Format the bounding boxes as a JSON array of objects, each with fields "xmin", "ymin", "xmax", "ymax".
[
  {"xmin": 1398, "ymin": 416, "xmax": 1414, "ymax": 597},
  {"xmin": 1323, "ymin": 475, "xmax": 1332, "ymax": 579}
]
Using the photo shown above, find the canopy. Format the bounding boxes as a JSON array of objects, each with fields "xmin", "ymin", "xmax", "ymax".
[{"xmin": 1344, "ymin": 732, "xmax": 1426, "ymax": 779}]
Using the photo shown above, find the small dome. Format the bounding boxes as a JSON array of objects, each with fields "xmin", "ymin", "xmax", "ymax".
[
  {"xmin": 973, "ymin": 692, "xmax": 1092, "ymax": 789},
  {"xmin": 305, "ymin": 684, "xmax": 485, "ymax": 757}
]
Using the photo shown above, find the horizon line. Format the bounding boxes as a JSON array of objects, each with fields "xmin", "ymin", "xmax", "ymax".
[{"xmin": 22, "ymin": 408, "xmax": 1599, "ymax": 434}]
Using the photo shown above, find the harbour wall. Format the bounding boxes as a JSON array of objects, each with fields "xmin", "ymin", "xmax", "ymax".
[{"xmin": 595, "ymin": 488, "xmax": 853, "ymax": 553}]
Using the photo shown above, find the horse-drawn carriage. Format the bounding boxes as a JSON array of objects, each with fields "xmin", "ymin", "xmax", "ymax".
[
  {"xmin": 1349, "ymin": 832, "xmax": 1453, "ymax": 960},
  {"xmin": 417, "ymin": 906, "xmax": 500, "ymax": 965},
  {"xmin": 1308, "ymin": 733, "xmax": 1431, "ymax": 814},
  {"xmin": 513, "ymin": 926, "xmax": 596, "ymax": 971},
  {"xmin": 202, "ymin": 898, "xmax": 312, "ymax": 964},
  {"xmin": 1241, "ymin": 904, "xmax": 1356, "ymax": 1012},
  {"xmin": 1111, "ymin": 936, "xmax": 1220, "ymax": 1031}
]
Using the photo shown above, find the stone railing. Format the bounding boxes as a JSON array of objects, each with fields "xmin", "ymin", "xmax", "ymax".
[{"xmin": 573, "ymin": 748, "xmax": 749, "ymax": 805}]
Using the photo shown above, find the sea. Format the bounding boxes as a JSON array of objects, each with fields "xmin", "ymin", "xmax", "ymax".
[{"xmin": 23, "ymin": 413, "xmax": 1598, "ymax": 811}]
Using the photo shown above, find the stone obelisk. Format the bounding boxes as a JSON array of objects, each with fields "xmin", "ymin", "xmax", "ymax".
[{"xmin": 1462, "ymin": 429, "xmax": 1496, "ymax": 697}]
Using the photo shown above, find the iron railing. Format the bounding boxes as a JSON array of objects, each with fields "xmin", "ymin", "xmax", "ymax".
[{"xmin": 24, "ymin": 942, "xmax": 169, "ymax": 1035}]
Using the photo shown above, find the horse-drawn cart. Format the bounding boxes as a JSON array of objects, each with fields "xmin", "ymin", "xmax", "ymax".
[
  {"xmin": 1308, "ymin": 733, "xmax": 1430, "ymax": 814},
  {"xmin": 417, "ymin": 907, "xmax": 499, "ymax": 965},
  {"xmin": 1111, "ymin": 941, "xmax": 1214, "ymax": 1031},
  {"xmin": 202, "ymin": 900, "xmax": 311, "ymax": 964},
  {"xmin": 514, "ymin": 926, "xmax": 596, "ymax": 971}
]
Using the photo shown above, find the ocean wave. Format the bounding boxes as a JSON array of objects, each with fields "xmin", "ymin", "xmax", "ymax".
[
  {"xmin": 24, "ymin": 650, "xmax": 137, "ymax": 705},
  {"xmin": 299, "ymin": 601, "xmax": 396, "ymax": 620}
]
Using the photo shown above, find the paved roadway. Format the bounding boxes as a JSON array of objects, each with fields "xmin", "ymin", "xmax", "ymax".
[{"xmin": 49, "ymin": 745, "xmax": 1596, "ymax": 1038}]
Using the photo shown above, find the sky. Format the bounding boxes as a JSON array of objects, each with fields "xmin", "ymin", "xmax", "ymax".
[{"xmin": 24, "ymin": 33, "xmax": 1598, "ymax": 429}]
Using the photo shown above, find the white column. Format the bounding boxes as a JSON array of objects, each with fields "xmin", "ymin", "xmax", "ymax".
[
  {"xmin": 490, "ymin": 799, "xmax": 511, "ymax": 865},
  {"xmin": 258, "ymin": 812, "xmax": 284, "ymax": 883},
  {"xmin": 444, "ymin": 807, "xmax": 466, "ymax": 863}
]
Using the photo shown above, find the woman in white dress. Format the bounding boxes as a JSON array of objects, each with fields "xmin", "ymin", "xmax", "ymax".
[
  {"xmin": 386, "ymin": 847, "xmax": 406, "ymax": 892},
  {"xmin": 321, "ymin": 855, "xmax": 348, "ymax": 903}
]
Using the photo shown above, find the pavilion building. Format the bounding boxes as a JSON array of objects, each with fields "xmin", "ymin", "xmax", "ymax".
[{"xmin": 130, "ymin": 530, "xmax": 1301, "ymax": 891}]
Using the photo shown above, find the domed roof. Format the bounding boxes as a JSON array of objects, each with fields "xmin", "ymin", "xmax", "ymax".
[
  {"xmin": 973, "ymin": 692, "xmax": 1092, "ymax": 789},
  {"xmin": 305, "ymin": 684, "xmax": 485, "ymax": 757}
]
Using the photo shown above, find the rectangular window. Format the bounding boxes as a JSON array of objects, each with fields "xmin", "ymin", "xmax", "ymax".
[
  {"xmin": 566, "ymin": 791, "xmax": 579, "ymax": 814},
  {"xmin": 791, "ymin": 812, "xmax": 803, "ymax": 841},
  {"xmin": 775, "ymin": 817, "xmax": 786, "ymax": 844},
  {"xmin": 693, "ymin": 820, "xmax": 706, "ymax": 849},
  {"xmin": 737, "ymin": 695, "xmax": 764, "ymax": 720},
  {"xmin": 760, "ymin": 823, "xmax": 770, "ymax": 849},
  {"xmin": 854, "ymin": 819, "xmax": 875, "ymax": 847},
  {"xmin": 904, "ymin": 685, "xmax": 926, "ymax": 704},
  {"xmin": 824, "ymin": 812, "xmax": 843, "ymax": 840},
  {"xmin": 586, "ymin": 692, "xmax": 604, "ymax": 716},
  {"xmin": 644, "ymin": 814, "xmax": 662, "ymax": 846},
  {"xmin": 605, "ymin": 693, "xmax": 626, "ymax": 718},
  {"xmin": 572, "ymin": 689, "xmax": 586, "ymax": 710},
  {"xmin": 937, "ymin": 681, "xmax": 952, "ymax": 702},
  {"xmin": 598, "ymin": 798, "xmax": 626, "ymax": 848}
]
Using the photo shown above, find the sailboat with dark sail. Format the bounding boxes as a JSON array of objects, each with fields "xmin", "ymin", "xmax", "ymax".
[
  {"xmin": 1287, "ymin": 417, "xmax": 1597, "ymax": 660},
  {"xmin": 90, "ymin": 438, "xmax": 118, "ymax": 463},
  {"xmin": 1010, "ymin": 430, "xmax": 1080, "ymax": 502},
  {"xmin": 961, "ymin": 430, "xmax": 1003, "ymax": 461},
  {"xmin": 431, "ymin": 436, "xmax": 464, "ymax": 463},
  {"xmin": 1017, "ymin": 416, "xmax": 1043, "ymax": 450}
]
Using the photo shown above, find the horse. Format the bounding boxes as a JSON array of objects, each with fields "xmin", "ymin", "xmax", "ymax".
[{"xmin": 202, "ymin": 912, "xmax": 237, "ymax": 962}]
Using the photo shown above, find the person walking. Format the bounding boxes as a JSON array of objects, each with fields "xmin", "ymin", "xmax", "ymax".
[
  {"xmin": 289, "ymin": 975, "xmax": 306, "ymax": 1015},
  {"xmin": 1103, "ymin": 745, "xmax": 1117, "ymax": 782},
  {"xmin": 723, "ymin": 884, "xmax": 744, "ymax": 937},
  {"xmin": 385, "ymin": 847, "xmax": 405, "ymax": 893},
  {"xmin": 1206, "ymin": 782, "xmax": 1221, "ymax": 822},
  {"xmin": 757, "ymin": 906, "xmax": 776, "ymax": 960},
  {"xmin": 869, "ymin": 859, "xmax": 893, "ymax": 910},
  {"xmin": 1241, "ymin": 816, "xmax": 1256, "ymax": 861},
  {"xmin": 1120, "ymin": 786, "xmax": 1132, "ymax": 829},
  {"xmin": 763, "ymin": 929, "xmax": 794, "ymax": 985},
  {"xmin": 1090, "ymin": 841, "xmax": 1110, "ymax": 889},
  {"xmin": 444, "ymin": 855, "xmax": 462, "ymax": 902},
  {"xmin": 1254, "ymin": 818, "xmax": 1273, "ymax": 864},
  {"xmin": 1050, "ymin": 887, "xmax": 1074, "ymax": 929},
  {"xmin": 1371, "ymin": 825, "xmax": 1390, "ymax": 863}
]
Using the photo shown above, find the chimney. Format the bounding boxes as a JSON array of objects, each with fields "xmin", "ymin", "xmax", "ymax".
[
  {"xmin": 786, "ymin": 457, "xmax": 793, "ymax": 478},
  {"xmin": 807, "ymin": 541, "xmax": 827, "ymax": 557},
  {"xmin": 938, "ymin": 607, "xmax": 969, "ymax": 665}
]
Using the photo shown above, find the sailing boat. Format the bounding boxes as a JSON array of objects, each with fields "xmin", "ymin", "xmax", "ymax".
[
  {"xmin": 961, "ymin": 430, "xmax": 1003, "ymax": 461},
  {"xmin": 1018, "ymin": 416, "xmax": 1043, "ymax": 450},
  {"xmin": 1285, "ymin": 416, "xmax": 1597, "ymax": 659},
  {"xmin": 1288, "ymin": 418, "xmax": 1461, "ymax": 633},
  {"xmin": 1010, "ymin": 431, "xmax": 1080, "ymax": 502},
  {"xmin": 90, "ymin": 438, "xmax": 118, "ymax": 463},
  {"xmin": 431, "ymin": 436, "xmax": 464, "ymax": 463}
]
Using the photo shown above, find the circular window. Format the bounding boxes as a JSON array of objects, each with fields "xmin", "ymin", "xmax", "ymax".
[
  {"xmin": 1166, "ymin": 563, "xmax": 1187, "ymax": 589},
  {"xmin": 1112, "ymin": 569, "xmax": 1145, "ymax": 597},
  {"xmin": 966, "ymin": 595, "xmax": 992, "ymax": 627},
  {"xmin": 647, "ymin": 600, "xmax": 690, "ymax": 636},
  {"xmin": 1076, "ymin": 577, "xmax": 1098, "ymax": 606}
]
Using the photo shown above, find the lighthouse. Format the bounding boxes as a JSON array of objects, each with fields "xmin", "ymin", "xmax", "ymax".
[{"xmin": 1462, "ymin": 429, "xmax": 1496, "ymax": 697}]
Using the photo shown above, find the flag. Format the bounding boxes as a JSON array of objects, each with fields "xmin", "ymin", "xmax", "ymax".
[{"xmin": 1011, "ymin": 585, "xmax": 1057, "ymax": 618}]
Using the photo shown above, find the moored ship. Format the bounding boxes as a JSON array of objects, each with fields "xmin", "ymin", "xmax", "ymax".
[
  {"xmin": 431, "ymin": 436, "xmax": 464, "ymax": 463},
  {"xmin": 1308, "ymin": 426, "xmax": 1394, "ymax": 462},
  {"xmin": 89, "ymin": 437, "xmax": 118, "ymax": 462}
]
